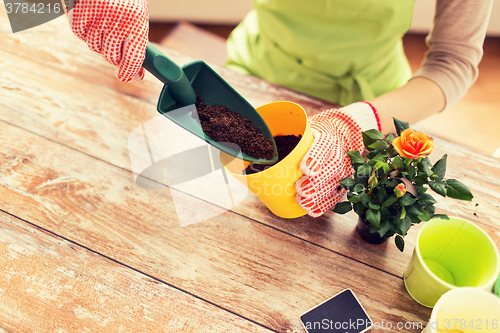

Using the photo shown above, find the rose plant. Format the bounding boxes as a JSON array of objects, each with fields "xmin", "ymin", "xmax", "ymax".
[{"xmin": 333, "ymin": 118, "xmax": 473, "ymax": 252}]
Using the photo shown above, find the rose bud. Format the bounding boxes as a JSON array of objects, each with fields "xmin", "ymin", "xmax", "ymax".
[
  {"xmin": 368, "ymin": 174, "xmax": 378, "ymax": 188},
  {"xmin": 394, "ymin": 183, "xmax": 407, "ymax": 198}
]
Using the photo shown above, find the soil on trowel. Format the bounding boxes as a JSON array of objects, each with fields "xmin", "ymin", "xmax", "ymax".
[
  {"xmin": 244, "ymin": 135, "xmax": 302, "ymax": 175},
  {"xmin": 195, "ymin": 96, "xmax": 275, "ymax": 160}
]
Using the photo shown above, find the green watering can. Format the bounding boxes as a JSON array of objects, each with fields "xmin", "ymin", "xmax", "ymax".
[{"xmin": 142, "ymin": 43, "xmax": 278, "ymax": 165}]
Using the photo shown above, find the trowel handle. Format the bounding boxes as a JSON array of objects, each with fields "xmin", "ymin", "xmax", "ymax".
[{"xmin": 143, "ymin": 43, "xmax": 197, "ymax": 106}]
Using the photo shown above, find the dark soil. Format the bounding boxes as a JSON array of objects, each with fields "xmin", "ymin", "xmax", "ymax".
[
  {"xmin": 195, "ymin": 97, "xmax": 275, "ymax": 160},
  {"xmin": 244, "ymin": 135, "xmax": 302, "ymax": 175}
]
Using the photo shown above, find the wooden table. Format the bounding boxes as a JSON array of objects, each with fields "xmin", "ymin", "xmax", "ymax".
[{"xmin": 1, "ymin": 9, "xmax": 500, "ymax": 333}]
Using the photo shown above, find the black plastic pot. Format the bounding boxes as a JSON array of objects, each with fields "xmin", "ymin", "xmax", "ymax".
[{"xmin": 356, "ymin": 216, "xmax": 389, "ymax": 244}]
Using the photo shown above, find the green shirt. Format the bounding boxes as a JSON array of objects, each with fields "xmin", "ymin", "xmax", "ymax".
[{"xmin": 226, "ymin": 0, "xmax": 415, "ymax": 106}]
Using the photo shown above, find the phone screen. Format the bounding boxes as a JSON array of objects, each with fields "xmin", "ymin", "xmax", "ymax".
[{"xmin": 300, "ymin": 289, "xmax": 372, "ymax": 333}]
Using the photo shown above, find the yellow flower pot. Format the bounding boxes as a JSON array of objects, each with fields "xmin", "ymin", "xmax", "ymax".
[{"xmin": 220, "ymin": 101, "xmax": 313, "ymax": 218}]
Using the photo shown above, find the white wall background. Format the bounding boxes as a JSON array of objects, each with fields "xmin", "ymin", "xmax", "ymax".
[
  {"xmin": 149, "ymin": 0, "xmax": 500, "ymax": 36},
  {"xmin": 149, "ymin": 0, "xmax": 253, "ymax": 24}
]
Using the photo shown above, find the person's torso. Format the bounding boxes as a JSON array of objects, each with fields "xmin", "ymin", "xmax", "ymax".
[
  {"xmin": 226, "ymin": 0, "xmax": 415, "ymax": 104},
  {"xmin": 255, "ymin": 0, "xmax": 413, "ymax": 76}
]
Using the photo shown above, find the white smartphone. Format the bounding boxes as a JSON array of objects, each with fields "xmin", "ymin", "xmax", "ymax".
[{"xmin": 300, "ymin": 289, "xmax": 373, "ymax": 333}]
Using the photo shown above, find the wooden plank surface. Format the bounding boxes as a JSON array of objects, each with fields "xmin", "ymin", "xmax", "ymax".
[
  {"xmin": 1, "ymin": 4, "xmax": 500, "ymax": 333},
  {"xmin": 0, "ymin": 211, "xmax": 272, "ymax": 333},
  {"xmin": 159, "ymin": 22, "xmax": 228, "ymax": 66},
  {"xmin": 0, "ymin": 120, "xmax": 432, "ymax": 332}
]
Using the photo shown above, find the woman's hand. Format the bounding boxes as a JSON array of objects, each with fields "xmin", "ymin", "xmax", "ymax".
[
  {"xmin": 66, "ymin": 0, "xmax": 149, "ymax": 82},
  {"xmin": 295, "ymin": 107, "xmax": 366, "ymax": 217}
]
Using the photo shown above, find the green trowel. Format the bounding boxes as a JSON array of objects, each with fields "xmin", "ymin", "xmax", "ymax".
[{"xmin": 142, "ymin": 43, "xmax": 278, "ymax": 165}]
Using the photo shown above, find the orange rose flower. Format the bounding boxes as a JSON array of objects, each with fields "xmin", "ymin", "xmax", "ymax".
[{"xmin": 392, "ymin": 129, "xmax": 434, "ymax": 159}]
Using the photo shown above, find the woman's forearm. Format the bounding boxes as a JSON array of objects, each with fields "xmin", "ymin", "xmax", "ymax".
[{"xmin": 370, "ymin": 77, "xmax": 446, "ymax": 134}]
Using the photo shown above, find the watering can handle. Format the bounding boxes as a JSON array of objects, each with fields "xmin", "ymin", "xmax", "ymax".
[{"xmin": 143, "ymin": 43, "xmax": 197, "ymax": 106}]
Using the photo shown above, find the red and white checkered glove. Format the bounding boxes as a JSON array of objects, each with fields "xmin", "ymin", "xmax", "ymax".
[
  {"xmin": 66, "ymin": 0, "xmax": 149, "ymax": 82},
  {"xmin": 295, "ymin": 102, "xmax": 381, "ymax": 217}
]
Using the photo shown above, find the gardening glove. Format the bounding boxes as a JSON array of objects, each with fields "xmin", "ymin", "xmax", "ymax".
[
  {"xmin": 65, "ymin": 0, "xmax": 149, "ymax": 82},
  {"xmin": 295, "ymin": 102, "xmax": 381, "ymax": 217}
]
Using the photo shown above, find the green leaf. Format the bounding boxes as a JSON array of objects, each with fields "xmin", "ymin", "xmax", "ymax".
[
  {"xmin": 417, "ymin": 209, "xmax": 431, "ymax": 221},
  {"xmin": 399, "ymin": 216, "xmax": 412, "ymax": 235},
  {"xmin": 415, "ymin": 185, "xmax": 427, "ymax": 195},
  {"xmin": 432, "ymin": 154, "xmax": 447, "ymax": 181},
  {"xmin": 340, "ymin": 177, "xmax": 356, "ymax": 189},
  {"xmin": 424, "ymin": 206, "xmax": 436, "ymax": 218},
  {"xmin": 422, "ymin": 157, "xmax": 433, "ymax": 168},
  {"xmin": 382, "ymin": 163, "xmax": 390, "ymax": 174},
  {"xmin": 405, "ymin": 205, "xmax": 421, "ymax": 218},
  {"xmin": 371, "ymin": 151, "xmax": 390, "ymax": 165},
  {"xmin": 346, "ymin": 150, "xmax": 365, "ymax": 166},
  {"xmin": 395, "ymin": 235, "xmax": 405, "ymax": 252},
  {"xmin": 363, "ymin": 129, "xmax": 385, "ymax": 140},
  {"xmin": 373, "ymin": 161, "xmax": 386, "ymax": 171},
  {"xmin": 386, "ymin": 145, "xmax": 396, "ymax": 157},
  {"xmin": 368, "ymin": 140, "xmax": 390, "ymax": 151},
  {"xmin": 445, "ymin": 179, "xmax": 473, "ymax": 201},
  {"xmin": 382, "ymin": 195, "xmax": 397, "ymax": 207},
  {"xmin": 420, "ymin": 157, "xmax": 435, "ymax": 177},
  {"xmin": 348, "ymin": 194, "xmax": 361, "ymax": 203},
  {"xmin": 368, "ymin": 202, "xmax": 380, "ymax": 210},
  {"xmin": 375, "ymin": 188, "xmax": 387, "ymax": 203},
  {"xmin": 393, "ymin": 118, "xmax": 410, "ymax": 136},
  {"xmin": 429, "ymin": 181, "xmax": 447, "ymax": 197},
  {"xmin": 385, "ymin": 133, "xmax": 395, "ymax": 145},
  {"xmin": 417, "ymin": 193, "xmax": 437, "ymax": 206},
  {"xmin": 399, "ymin": 193, "xmax": 417, "ymax": 206},
  {"xmin": 353, "ymin": 202, "xmax": 365, "ymax": 216},
  {"xmin": 400, "ymin": 206, "xmax": 407, "ymax": 220},
  {"xmin": 357, "ymin": 163, "xmax": 371, "ymax": 179},
  {"xmin": 362, "ymin": 132, "xmax": 377, "ymax": 149},
  {"xmin": 366, "ymin": 209, "xmax": 381, "ymax": 228},
  {"xmin": 419, "ymin": 163, "xmax": 434, "ymax": 178},
  {"xmin": 392, "ymin": 156, "xmax": 406, "ymax": 170},
  {"xmin": 365, "ymin": 150, "xmax": 379, "ymax": 160},
  {"xmin": 413, "ymin": 174, "xmax": 429, "ymax": 185},
  {"xmin": 353, "ymin": 183, "xmax": 365, "ymax": 193},
  {"xmin": 378, "ymin": 220, "xmax": 391, "ymax": 238},
  {"xmin": 360, "ymin": 193, "xmax": 370, "ymax": 207},
  {"xmin": 433, "ymin": 214, "xmax": 449, "ymax": 220},
  {"xmin": 408, "ymin": 166, "xmax": 417, "ymax": 180},
  {"xmin": 332, "ymin": 202, "xmax": 353, "ymax": 214}
]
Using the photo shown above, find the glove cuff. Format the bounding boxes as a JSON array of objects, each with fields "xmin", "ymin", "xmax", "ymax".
[{"xmin": 340, "ymin": 101, "xmax": 381, "ymax": 132}]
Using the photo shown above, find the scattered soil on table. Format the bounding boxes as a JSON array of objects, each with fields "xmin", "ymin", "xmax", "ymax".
[
  {"xmin": 195, "ymin": 96, "xmax": 275, "ymax": 160},
  {"xmin": 245, "ymin": 135, "xmax": 302, "ymax": 175}
]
